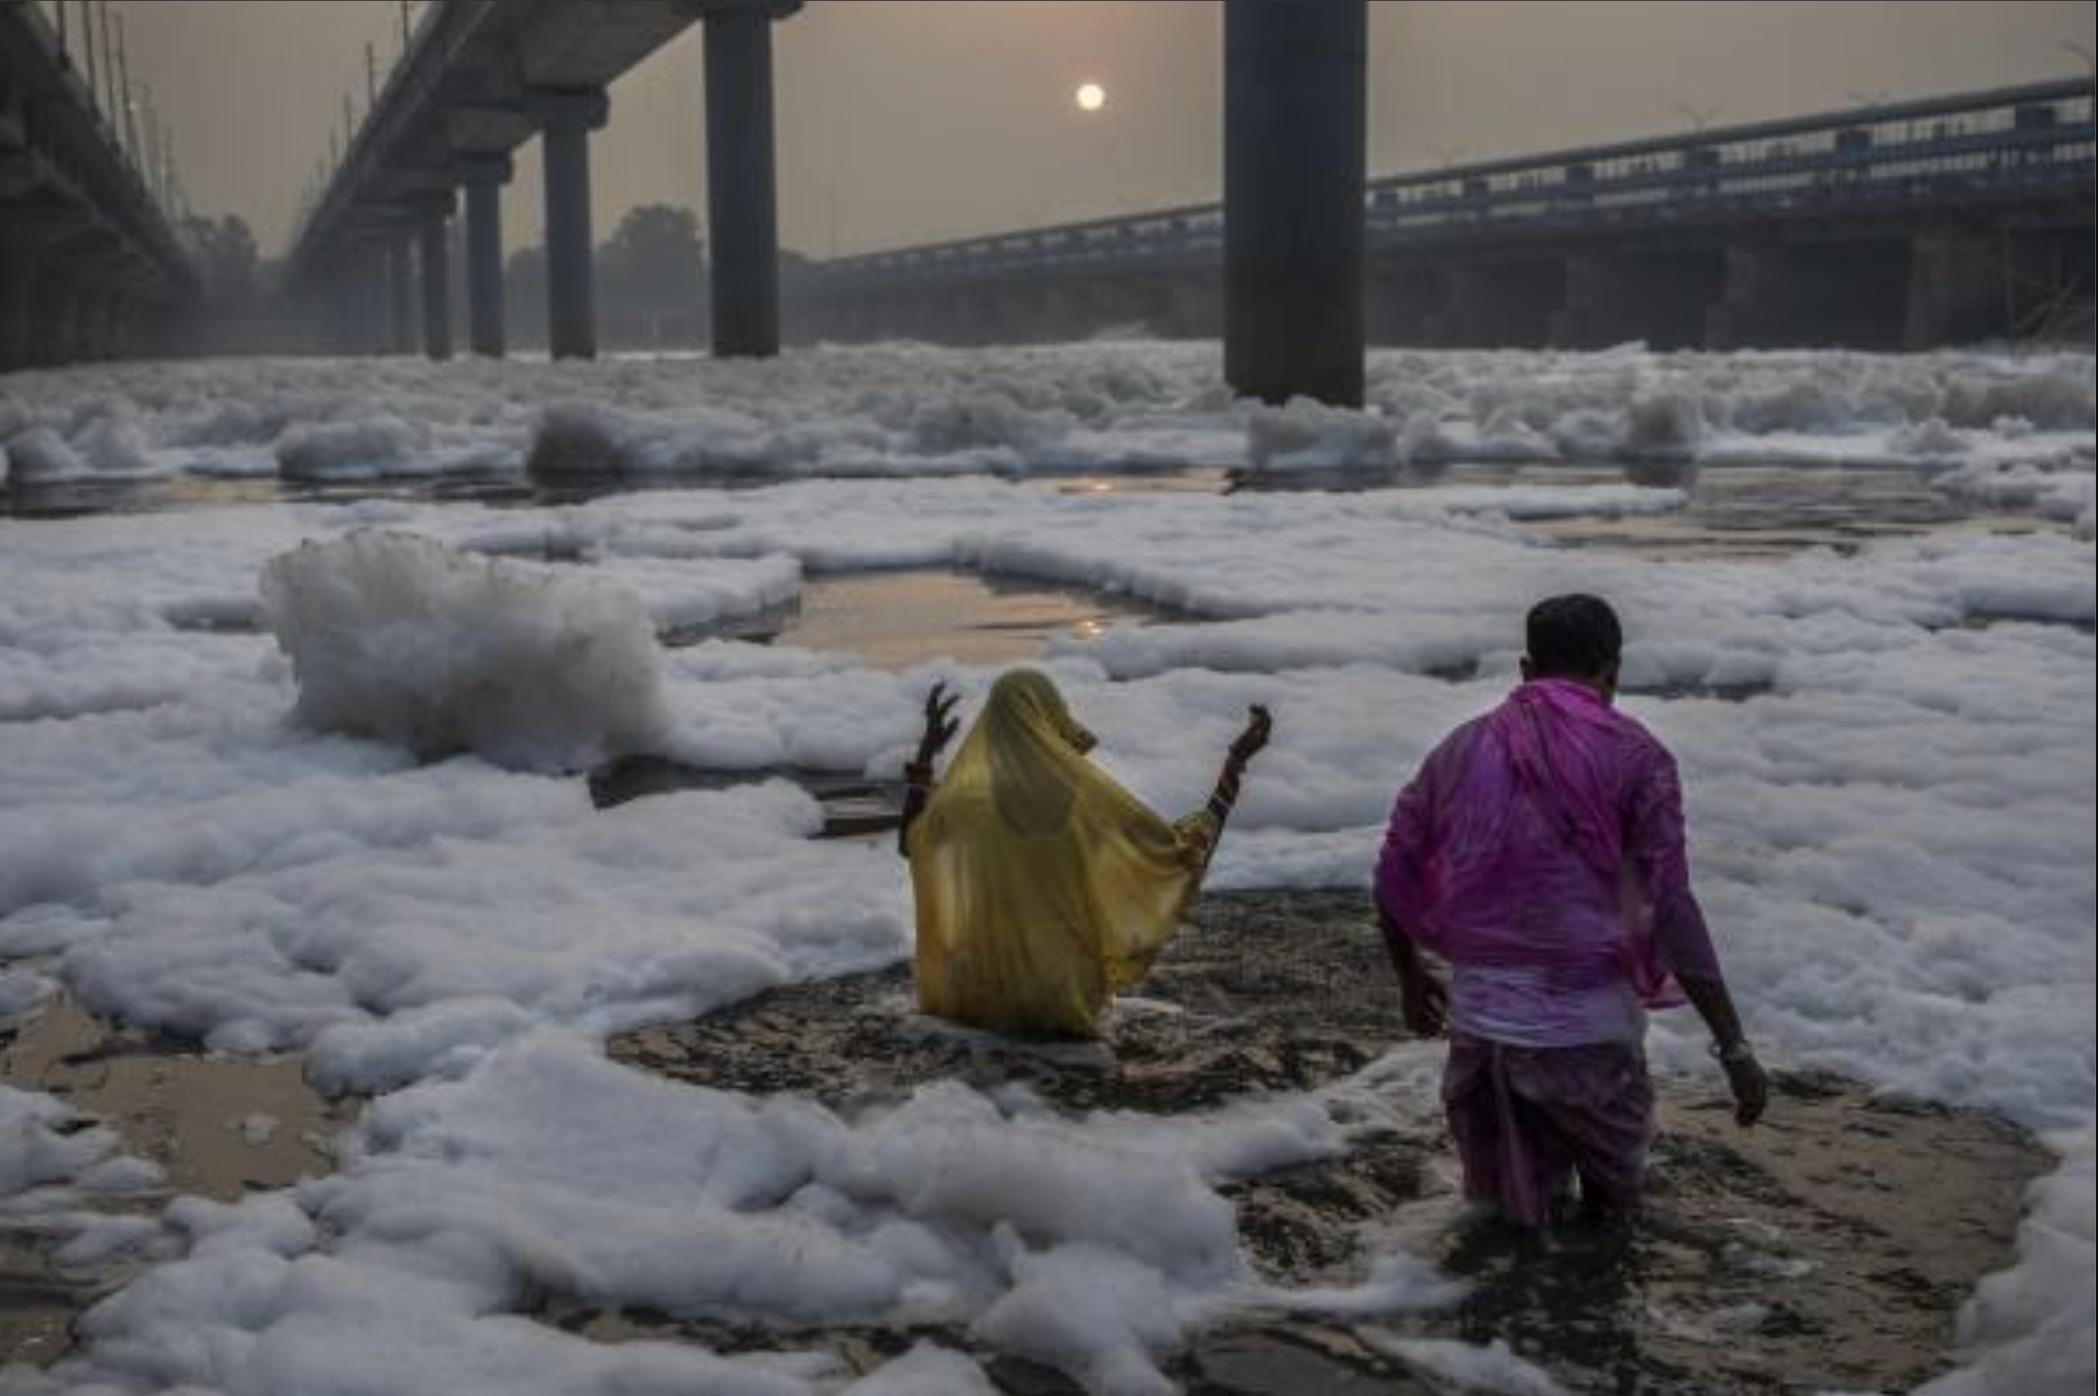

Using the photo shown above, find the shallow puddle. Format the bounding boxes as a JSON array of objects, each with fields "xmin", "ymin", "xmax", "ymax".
[
  {"xmin": 0, "ymin": 995, "xmax": 343, "ymax": 1202},
  {"xmin": 737, "ymin": 568, "xmax": 1176, "ymax": 671},
  {"xmin": 608, "ymin": 889, "xmax": 2048, "ymax": 1395},
  {"xmin": 1519, "ymin": 465, "xmax": 2052, "ymax": 559},
  {"xmin": 0, "ymin": 992, "xmax": 351, "ymax": 1365}
]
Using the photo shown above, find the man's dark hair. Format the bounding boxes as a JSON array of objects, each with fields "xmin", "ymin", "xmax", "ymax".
[{"xmin": 1525, "ymin": 594, "xmax": 1623, "ymax": 678}]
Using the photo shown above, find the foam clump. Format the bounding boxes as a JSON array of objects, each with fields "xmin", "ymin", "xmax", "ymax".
[
  {"xmin": 275, "ymin": 415, "xmax": 421, "ymax": 480},
  {"xmin": 1244, "ymin": 396, "xmax": 1400, "ymax": 473},
  {"xmin": 258, "ymin": 530, "xmax": 669, "ymax": 772},
  {"xmin": 2, "ymin": 426, "xmax": 87, "ymax": 483}
]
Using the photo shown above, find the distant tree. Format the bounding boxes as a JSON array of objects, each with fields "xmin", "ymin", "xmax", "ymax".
[
  {"xmin": 187, "ymin": 215, "xmax": 259, "ymax": 311},
  {"xmin": 598, "ymin": 203, "xmax": 707, "ymax": 348}
]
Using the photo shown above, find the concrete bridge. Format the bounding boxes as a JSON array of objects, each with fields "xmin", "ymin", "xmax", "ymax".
[
  {"xmin": 796, "ymin": 77, "xmax": 2096, "ymax": 355},
  {"xmin": 285, "ymin": 0, "xmax": 800, "ymax": 363},
  {"xmin": 0, "ymin": 0, "xmax": 198, "ymax": 371},
  {"xmin": 286, "ymin": 0, "xmax": 1372, "ymax": 405}
]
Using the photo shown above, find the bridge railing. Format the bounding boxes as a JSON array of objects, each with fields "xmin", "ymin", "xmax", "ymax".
[{"xmin": 816, "ymin": 77, "xmax": 2095, "ymax": 289}]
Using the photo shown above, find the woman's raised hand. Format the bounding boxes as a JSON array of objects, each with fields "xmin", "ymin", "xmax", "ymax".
[
  {"xmin": 919, "ymin": 681, "xmax": 961, "ymax": 762},
  {"xmin": 1229, "ymin": 704, "xmax": 1273, "ymax": 765}
]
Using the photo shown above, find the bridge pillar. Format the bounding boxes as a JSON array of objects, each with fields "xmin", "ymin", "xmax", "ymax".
[
  {"xmin": 1366, "ymin": 261, "xmax": 1444, "ymax": 345},
  {"xmin": 1904, "ymin": 229, "xmax": 2005, "ymax": 348},
  {"xmin": 99, "ymin": 290, "xmax": 127, "ymax": 362},
  {"xmin": 0, "ymin": 246, "xmax": 35, "ymax": 372},
  {"xmin": 528, "ymin": 90, "xmax": 607, "ymax": 361},
  {"xmin": 1162, "ymin": 270, "xmax": 1221, "ymax": 340},
  {"xmin": 31, "ymin": 275, "xmax": 75, "ymax": 366},
  {"xmin": 1553, "ymin": 249, "xmax": 1725, "ymax": 350},
  {"xmin": 388, "ymin": 233, "xmax": 416, "ymax": 355},
  {"xmin": 459, "ymin": 156, "xmax": 514, "ymax": 359},
  {"xmin": 414, "ymin": 194, "xmax": 456, "ymax": 361},
  {"xmin": 1439, "ymin": 258, "xmax": 1563, "ymax": 348},
  {"xmin": 690, "ymin": 0, "xmax": 801, "ymax": 358},
  {"xmin": 366, "ymin": 247, "xmax": 395, "ymax": 354},
  {"xmin": 1224, "ymin": 0, "xmax": 1365, "ymax": 406},
  {"xmin": 71, "ymin": 284, "xmax": 110, "ymax": 362},
  {"xmin": 1707, "ymin": 240, "xmax": 1910, "ymax": 350}
]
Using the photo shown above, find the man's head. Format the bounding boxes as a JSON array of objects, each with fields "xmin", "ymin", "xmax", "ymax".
[{"xmin": 1521, "ymin": 594, "xmax": 1623, "ymax": 699}]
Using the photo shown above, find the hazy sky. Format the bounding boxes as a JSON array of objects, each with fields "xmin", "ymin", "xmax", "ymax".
[{"xmin": 92, "ymin": 0, "xmax": 2098, "ymax": 259}]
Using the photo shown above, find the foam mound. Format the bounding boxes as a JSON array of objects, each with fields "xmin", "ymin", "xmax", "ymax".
[{"xmin": 258, "ymin": 530, "xmax": 669, "ymax": 771}]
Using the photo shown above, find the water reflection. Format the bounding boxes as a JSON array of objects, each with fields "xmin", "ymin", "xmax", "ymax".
[{"xmin": 712, "ymin": 567, "xmax": 1175, "ymax": 671}]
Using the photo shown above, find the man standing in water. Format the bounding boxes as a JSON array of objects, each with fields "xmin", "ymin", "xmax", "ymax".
[{"xmin": 1374, "ymin": 595, "xmax": 1767, "ymax": 1227}]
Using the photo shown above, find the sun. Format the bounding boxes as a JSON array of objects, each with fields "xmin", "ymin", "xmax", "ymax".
[{"xmin": 1074, "ymin": 82, "xmax": 1107, "ymax": 113}]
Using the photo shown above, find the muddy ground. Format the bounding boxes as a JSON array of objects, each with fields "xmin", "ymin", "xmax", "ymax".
[
  {"xmin": 0, "ymin": 889, "xmax": 2047, "ymax": 1392},
  {"xmin": 608, "ymin": 889, "xmax": 2049, "ymax": 1396}
]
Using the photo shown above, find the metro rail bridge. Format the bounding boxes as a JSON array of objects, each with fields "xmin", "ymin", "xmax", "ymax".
[{"xmin": 800, "ymin": 76, "xmax": 2095, "ymax": 354}]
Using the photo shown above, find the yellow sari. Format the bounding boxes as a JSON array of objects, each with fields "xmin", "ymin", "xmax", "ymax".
[{"xmin": 907, "ymin": 671, "xmax": 1219, "ymax": 1038}]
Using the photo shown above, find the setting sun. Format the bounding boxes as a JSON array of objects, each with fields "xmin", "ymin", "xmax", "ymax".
[{"xmin": 1074, "ymin": 81, "xmax": 1107, "ymax": 113}]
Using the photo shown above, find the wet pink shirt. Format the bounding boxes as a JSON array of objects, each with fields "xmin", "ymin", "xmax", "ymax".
[{"xmin": 1374, "ymin": 680, "xmax": 1724, "ymax": 1047}]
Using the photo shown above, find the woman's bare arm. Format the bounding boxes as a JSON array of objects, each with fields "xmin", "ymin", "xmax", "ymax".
[{"xmin": 897, "ymin": 682, "xmax": 960, "ymax": 858}]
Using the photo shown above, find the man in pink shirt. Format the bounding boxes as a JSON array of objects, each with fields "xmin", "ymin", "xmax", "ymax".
[{"xmin": 1374, "ymin": 594, "xmax": 1767, "ymax": 1227}]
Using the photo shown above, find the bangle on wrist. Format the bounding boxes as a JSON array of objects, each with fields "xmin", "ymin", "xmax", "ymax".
[{"xmin": 1710, "ymin": 1039, "xmax": 1756, "ymax": 1066}]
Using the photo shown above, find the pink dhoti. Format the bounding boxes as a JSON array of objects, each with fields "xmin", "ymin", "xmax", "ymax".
[{"xmin": 1443, "ymin": 1031, "xmax": 1655, "ymax": 1227}]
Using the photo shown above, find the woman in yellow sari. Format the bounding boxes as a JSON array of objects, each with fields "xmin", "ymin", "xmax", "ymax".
[{"xmin": 899, "ymin": 670, "xmax": 1272, "ymax": 1038}]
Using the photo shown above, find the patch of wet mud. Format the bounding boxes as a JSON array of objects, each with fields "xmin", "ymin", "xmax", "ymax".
[
  {"xmin": 608, "ymin": 889, "xmax": 2048, "ymax": 1395},
  {"xmin": 1, "ymin": 996, "xmax": 347, "ymax": 1201},
  {"xmin": 587, "ymin": 759, "xmax": 903, "ymax": 836},
  {"xmin": 0, "ymin": 992, "xmax": 354, "ymax": 1366}
]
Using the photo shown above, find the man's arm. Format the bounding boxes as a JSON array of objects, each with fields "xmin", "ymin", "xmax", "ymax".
[
  {"xmin": 1376, "ymin": 900, "xmax": 1448, "ymax": 1037},
  {"xmin": 1374, "ymin": 759, "xmax": 1448, "ymax": 1038},
  {"xmin": 1677, "ymin": 972, "xmax": 1767, "ymax": 1127},
  {"xmin": 1629, "ymin": 745, "xmax": 1767, "ymax": 1126}
]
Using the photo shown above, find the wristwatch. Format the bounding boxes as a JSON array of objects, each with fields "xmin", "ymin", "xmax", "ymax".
[{"xmin": 1710, "ymin": 1038, "xmax": 1758, "ymax": 1067}]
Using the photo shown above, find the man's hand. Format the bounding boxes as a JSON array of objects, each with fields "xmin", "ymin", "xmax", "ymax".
[
  {"xmin": 1399, "ymin": 970, "xmax": 1449, "ymax": 1038},
  {"xmin": 1720, "ymin": 1046, "xmax": 1769, "ymax": 1128},
  {"xmin": 1229, "ymin": 704, "xmax": 1273, "ymax": 765},
  {"xmin": 918, "ymin": 681, "xmax": 960, "ymax": 764}
]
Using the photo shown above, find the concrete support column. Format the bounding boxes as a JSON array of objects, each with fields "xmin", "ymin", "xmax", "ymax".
[
  {"xmin": 100, "ymin": 291, "xmax": 126, "ymax": 361},
  {"xmin": 1224, "ymin": 0, "xmax": 1366, "ymax": 406},
  {"xmin": 1554, "ymin": 250, "xmax": 1726, "ymax": 351},
  {"xmin": 388, "ymin": 233, "xmax": 416, "ymax": 354},
  {"xmin": 692, "ymin": 0, "xmax": 801, "ymax": 358},
  {"xmin": 72, "ymin": 285, "xmax": 111, "ymax": 362},
  {"xmin": 1440, "ymin": 259, "xmax": 1564, "ymax": 348},
  {"xmin": 345, "ymin": 253, "xmax": 372, "ymax": 354},
  {"xmin": 527, "ymin": 91, "xmax": 607, "ymax": 361},
  {"xmin": 1708, "ymin": 241, "xmax": 1911, "ymax": 350},
  {"xmin": 1904, "ymin": 229, "xmax": 2003, "ymax": 349},
  {"xmin": 0, "ymin": 246, "xmax": 36, "ymax": 372},
  {"xmin": 1163, "ymin": 271, "xmax": 1222, "ymax": 340},
  {"xmin": 415, "ymin": 194, "xmax": 456, "ymax": 361},
  {"xmin": 459, "ymin": 156, "xmax": 514, "ymax": 358},
  {"xmin": 1366, "ymin": 262, "xmax": 1443, "ymax": 346}
]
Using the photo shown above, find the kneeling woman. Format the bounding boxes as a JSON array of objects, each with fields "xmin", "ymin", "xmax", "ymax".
[{"xmin": 899, "ymin": 670, "xmax": 1271, "ymax": 1038}]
